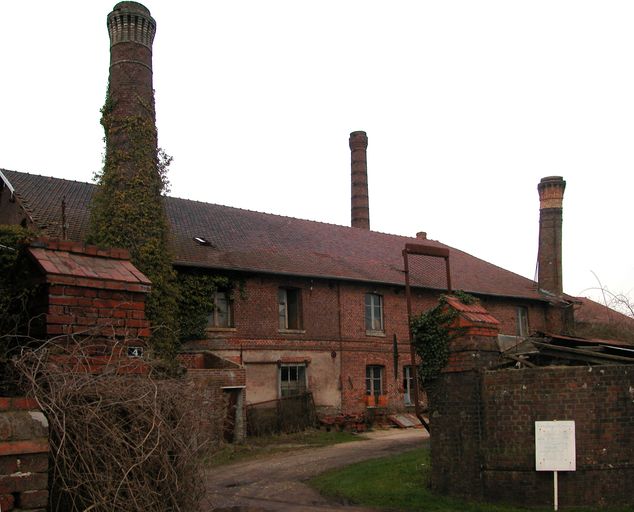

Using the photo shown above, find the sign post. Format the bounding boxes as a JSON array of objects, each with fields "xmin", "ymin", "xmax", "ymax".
[{"xmin": 535, "ymin": 421, "xmax": 576, "ymax": 511}]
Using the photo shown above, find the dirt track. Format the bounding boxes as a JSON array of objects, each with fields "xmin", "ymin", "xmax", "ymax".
[{"xmin": 203, "ymin": 428, "xmax": 429, "ymax": 511}]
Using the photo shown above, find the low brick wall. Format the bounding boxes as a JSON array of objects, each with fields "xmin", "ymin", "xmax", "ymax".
[
  {"xmin": 430, "ymin": 366, "xmax": 634, "ymax": 508},
  {"xmin": 0, "ymin": 397, "xmax": 49, "ymax": 511}
]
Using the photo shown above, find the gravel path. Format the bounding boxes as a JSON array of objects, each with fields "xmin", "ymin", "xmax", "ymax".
[{"xmin": 203, "ymin": 428, "xmax": 429, "ymax": 511}]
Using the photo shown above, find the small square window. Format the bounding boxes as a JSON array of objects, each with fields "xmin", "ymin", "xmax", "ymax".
[
  {"xmin": 279, "ymin": 363, "xmax": 307, "ymax": 397},
  {"xmin": 365, "ymin": 293, "xmax": 384, "ymax": 332},
  {"xmin": 279, "ymin": 288, "xmax": 302, "ymax": 330}
]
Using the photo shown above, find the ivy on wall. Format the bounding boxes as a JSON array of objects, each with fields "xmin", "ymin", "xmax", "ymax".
[
  {"xmin": 176, "ymin": 271, "xmax": 239, "ymax": 342},
  {"xmin": 0, "ymin": 225, "xmax": 43, "ymax": 391},
  {"xmin": 0, "ymin": 225, "xmax": 38, "ymax": 338},
  {"xmin": 411, "ymin": 292, "xmax": 475, "ymax": 383},
  {"xmin": 88, "ymin": 89, "xmax": 179, "ymax": 362}
]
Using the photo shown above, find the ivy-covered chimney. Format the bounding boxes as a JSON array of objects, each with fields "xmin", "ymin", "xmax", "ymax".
[{"xmin": 88, "ymin": 2, "xmax": 178, "ymax": 361}]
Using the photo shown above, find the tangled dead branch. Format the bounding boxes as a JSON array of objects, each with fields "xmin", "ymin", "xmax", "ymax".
[{"xmin": 12, "ymin": 338, "xmax": 211, "ymax": 512}]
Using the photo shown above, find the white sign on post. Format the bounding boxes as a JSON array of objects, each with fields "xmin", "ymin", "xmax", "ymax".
[
  {"xmin": 535, "ymin": 420, "xmax": 576, "ymax": 511},
  {"xmin": 535, "ymin": 421, "xmax": 576, "ymax": 471}
]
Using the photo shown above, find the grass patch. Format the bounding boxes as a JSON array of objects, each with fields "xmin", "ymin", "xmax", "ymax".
[
  {"xmin": 310, "ymin": 447, "xmax": 633, "ymax": 512},
  {"xmin": 207, "ymin": 429, "xmax": 365, "ymax": 467}
]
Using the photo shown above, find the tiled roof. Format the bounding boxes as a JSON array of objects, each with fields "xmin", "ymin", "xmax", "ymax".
[
  {"xmin": 444, "ymin": 295, "xmax": 501, "ymax": 325},
  {"xmin": 574, "ymin": 297, "xmax": 634, "ymax": 329},
  {"xmin": 1, "ymin": 169, "xmax": 548, "ymax": 300},
  {"xmin": 29, "ymin": 242, "xmax": 150, "ymax": 286}
]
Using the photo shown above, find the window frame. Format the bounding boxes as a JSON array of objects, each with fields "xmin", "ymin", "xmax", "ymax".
[
  {"xmin": 278, "ymin": 287, "xmax": 303, "ymax": 331},
  {"xmin": 207, "ymin": 290, "xmax": 234, "ymax": 329},
  {"xmin": 403, "ymin": 365, "xmax": 414, "ymax": 406},
  {"xmin": 364, "ymin": 293, "xmax": 384, "ymax": 334},
  {"xmin": 516, "ymin": 306, "xmax": 529, "ymax": 336},
  {"xmin": 365, "ymin": 365, "xmax": 384, "ymax": 399},
  {"xmin": 279, "ymin": 363, "xmax": 307, "ymax": 397}
]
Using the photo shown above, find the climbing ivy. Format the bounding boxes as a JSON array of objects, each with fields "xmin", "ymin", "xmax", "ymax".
[
  {"xmin": 411, "ymin": 292, "xmax": 475, "ymax": 383},
  {"xmin": 176, "ymin": 271, "xmax": 241, "ymax": 342},
  {"xmin": 88, "ymin": 87, "xmax": 179, "ymax": 362},
  {"xmin": 0, "ymin": 225, "xmax": 41, "ymax": 363}
]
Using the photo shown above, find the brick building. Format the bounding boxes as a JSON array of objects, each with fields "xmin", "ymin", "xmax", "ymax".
[
  {"xmin": 0, "ymin": 165, "xmax": 579, "ymax": 415},
  {"xmin": 0, "ymin": 2, "xmax": 622, "ymax": 418},
  {"xmin": 428, "ymin": 295, "xmax": 634, "ymax": 508}
]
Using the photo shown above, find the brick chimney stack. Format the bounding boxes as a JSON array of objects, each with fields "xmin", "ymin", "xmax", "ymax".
[
  {"xmin": 537, "ymin": 176, "xmax": 566, "ymax": 295},
  {"xmin": 107, "ymin": 2, "xmax": 156, "ymax": 127},
  {"xmin": 349, "ymin": 131, "xmax": 370, "ymax": 230}
]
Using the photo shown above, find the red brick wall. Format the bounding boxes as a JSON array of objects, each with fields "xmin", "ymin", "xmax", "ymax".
[
  {"xmin": 479, "ymin": 296, "xmax": 564, "ymax": 335},
  {"xmin": 29, "ymin": 240, "xmax": 151, "ymax": 342},
  {"xmin": 46, "ymin": 283, "xmax": 149, "ymax": 339},
  {"xmin": 230, "ymin": 277, "xmax": 546, "ymax": 343},
  {"xmin": 0, "ymin": 397, "xmax": 49, "ymax": 511},
  {"xmin": 231, "ymin": 275, "xmax": 340, "ymax": 340},
  {"xmin": 185, "ymin": 368, "xmax": 246, "ymax": 442},
  {"xmin": 430, "ymin": 367, "xmax": 634, "ymax": 508},
  {"xmin": 340, "ymin": 345, "xmax": 418, "ymax": 414},
  {"xmin": 188, "ymin": 273, "xmax": 565, "ymax": 415}
]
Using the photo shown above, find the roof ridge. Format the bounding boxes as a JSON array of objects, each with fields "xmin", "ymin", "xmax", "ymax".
[
  {"xmin": 0, "ymin": 168, "xmax": 97, "ymax": 187},
  {"xmin": 2, "ymin": 168, "xmax": 551, "ymax": 302},
  {"xmin": 3, "ymin": 169, "xmax": 447, "ymax": 243}
]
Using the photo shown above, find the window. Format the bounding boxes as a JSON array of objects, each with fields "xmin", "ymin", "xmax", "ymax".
[
  {"xmin": 207, "ymin": 291, "xmax": 233, "ymax": 328},
  {"xmin": 365, "ymin": 365, "xmax": 384, "ymax": 400},
  {"xmin": 279, "ymin": 364, "xmax": 307, "ymax": 397},
  {"xmin": 403, "ymin": 366, "xmax": 414, "ymax": 405},
  {"xmin": 516, "ymin": 306, "xmax": 529, "ymax": 336},
  {"xmin": 365, "ymin": 293, "xmax": 384, "ymax": 332},
  {"xmin": 278, "ymin": 288, "xmax": 302, "ymax": 330}
]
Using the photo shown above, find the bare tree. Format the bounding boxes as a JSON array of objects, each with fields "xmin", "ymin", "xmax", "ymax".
[{"xmin": 11, "ymin": 336, "xmax": 221, "ymax": 512}]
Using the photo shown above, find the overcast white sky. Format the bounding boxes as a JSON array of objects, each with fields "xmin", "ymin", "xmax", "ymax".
[{"xmin": 1, "ymin": 1, "xmax": 633, "ymax": 304}]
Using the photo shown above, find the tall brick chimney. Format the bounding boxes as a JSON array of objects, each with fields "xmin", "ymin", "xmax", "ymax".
[
  {"xmin": 106, "ymin": 2, "xmax": 157, "ymax": 152},
  {"xmin": 537, "ymin": 176, "xmax": 566, "ymax": 294},
  {"xmin": 349, "ymin": 131, "xmax": 370, "ymax": 230}
]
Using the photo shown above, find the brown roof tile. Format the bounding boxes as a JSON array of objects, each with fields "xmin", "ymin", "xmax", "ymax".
[
  {"xmin": 29, "ymin": 247, "xmax": 150, "ymax": 285},
  {"xmin": 444, "ymin": 295, "xmax": 501, "ymax": 325},
  {"xmin": 2, "ymin": 169, "xmax": 547, "ymax": 300}
]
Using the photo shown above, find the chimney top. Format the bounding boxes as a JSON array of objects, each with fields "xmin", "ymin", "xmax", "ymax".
[
  {"xmin": 538, "ymin": 176, "xmax": 566, "ymax": 210},
  {"xmin": 416, "ymin": 231, "xmax": 427, "ymax": 240},
  {"xmin": 349, "ymin": 131, "xmax": 368, "ymax": 150},
  {"xmin": 112, "ymin": 2, "xmax": 151, "ymax": 15},
  {"xmin": 108, "ymin": 2, "xmax": 156, "ymax": 49}
]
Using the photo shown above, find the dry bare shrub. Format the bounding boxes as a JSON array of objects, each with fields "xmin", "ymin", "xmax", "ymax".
[{"xmin": 13, "ymin": 338, "xmax": 209, "ymax": 512}]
